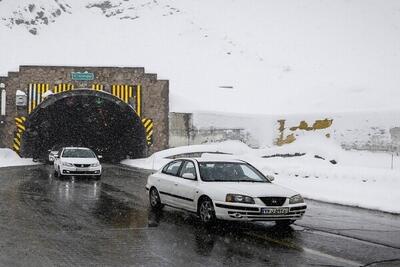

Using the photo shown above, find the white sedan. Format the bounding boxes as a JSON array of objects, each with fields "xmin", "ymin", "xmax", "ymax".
[
  {"xmin": 146, "ymin": 158, "xmax": 307, "ymax": 225},
  {"xmin": 48, "ymin": 145, "xmax": 62, "ymax": 163},
  {"xmin": 54, "ymin": 147, "xmax": 102, "ymax": 179}
]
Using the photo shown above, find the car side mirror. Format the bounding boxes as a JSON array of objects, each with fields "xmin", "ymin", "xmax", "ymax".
[
  {"xmin": 54, "ymin": 155, "xmax": 60, "ymax": 159},
  {"xmin": 182, "ymin": 173, "xmax": 196, "ymax": 180},
  {"xmin": 98, "ymin": 155, "xmax": 103, "ymax": 159},
  {"xmin": 266, "ymin": 175, "xmax": 275, "ymax": 182},
  {"xmin": 48, "ymin": 149, "xmax": 51, "ymax": 152}
]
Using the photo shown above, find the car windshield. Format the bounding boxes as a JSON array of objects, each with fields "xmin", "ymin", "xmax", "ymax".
[
  {"xmin": 198, "ymin": 162, "xmax": 269, "ymax": 182},
  {"xmin": 62, "ymin": 149, "xmax": 96, "ymax": 158}
]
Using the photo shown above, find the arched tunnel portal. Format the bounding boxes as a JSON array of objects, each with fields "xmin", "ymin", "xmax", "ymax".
[{"xmin": 20, "ymin": 89, "xmax": 147, "ymax": 161}]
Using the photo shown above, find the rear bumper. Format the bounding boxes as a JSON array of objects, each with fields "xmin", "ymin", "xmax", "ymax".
[{"xmin": 214, "ymin": 202, "xmax": 307, "ymax": 221}]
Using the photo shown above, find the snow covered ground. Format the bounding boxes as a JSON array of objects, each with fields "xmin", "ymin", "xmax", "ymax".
[
  {"xmin": 122, "ymin": 139, "xmax": 400, "ymax": 214},
  {"xmin": 0, "ymin": 149, "xmax": 39, "ymax": 168}
]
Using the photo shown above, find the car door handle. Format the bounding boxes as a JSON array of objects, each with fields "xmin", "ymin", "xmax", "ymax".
[{"xmin": 174, "ymin": 183, "xmax": 178, "ymax": 186}]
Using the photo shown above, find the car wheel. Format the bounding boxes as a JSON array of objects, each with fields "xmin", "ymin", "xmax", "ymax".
[
  {"xmin": 275, "ymin": 220, "xmax": 295, "ymax": 227},
  {"xmin": 198, "ymin": 197, "xmax": 216, "ymax": 225},
  {"xmin": 94, "ymin": 175, "xmax": 101, "ymax": 180},
  {"xmin": 149, "ymin": 188, "xmax": 164, "ymax": 210},
  {"xmin": 58, "ymin": 167, "xmax": 64, "ymax": 179}
]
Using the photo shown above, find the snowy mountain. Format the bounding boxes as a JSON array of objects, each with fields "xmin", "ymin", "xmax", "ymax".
[
  {"xmin": 0, "ymin": 0, "xmax": 72, "ymax": 35},
  {"xmin": 1, "ymin": 0, "xmax": 400, "ymax": 115},
  {"xmin": 0, "ymin": 0, "xmax": 180, "ymax": 34}
]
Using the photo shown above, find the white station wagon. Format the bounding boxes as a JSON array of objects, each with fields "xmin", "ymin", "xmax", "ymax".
[{"xmin": 146, "ymin": 158, "xmax": 307, "ymax": 225}]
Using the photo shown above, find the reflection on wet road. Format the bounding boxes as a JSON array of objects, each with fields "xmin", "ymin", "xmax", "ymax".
[{"xmin": 0, "ymin": 165, "xmax": 399, "ymax": 266}]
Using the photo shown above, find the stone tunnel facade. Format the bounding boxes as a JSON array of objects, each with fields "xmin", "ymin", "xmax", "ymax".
[{"xmin": 0, "ymin": 65, "xmax": 169, "ymax": 157}]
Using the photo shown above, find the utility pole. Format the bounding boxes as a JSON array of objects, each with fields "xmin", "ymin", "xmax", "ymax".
[{"xmin": 391, "ymin": 153, "xmax": 394, "ymax": 170}]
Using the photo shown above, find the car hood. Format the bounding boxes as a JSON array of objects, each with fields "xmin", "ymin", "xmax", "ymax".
[
  {"xmin": 61, "ymin": 158, "xmax": 99, "ymax": 164},
  {"xmin": 207, "ymin": 182, "xmax": 298, "ymax": 197}
]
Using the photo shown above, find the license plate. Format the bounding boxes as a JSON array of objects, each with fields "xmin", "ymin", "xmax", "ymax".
[
  {"xmin": 76, "ymin": 167, "xmax": 87, "ymax": 171},
  {"xmin": 261, "ymin": 208, "xmax": 289, "ymax": 214}
]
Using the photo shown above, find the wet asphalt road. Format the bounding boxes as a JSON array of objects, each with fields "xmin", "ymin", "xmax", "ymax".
[{"xmin": 0, "ymin": 164, "xmax": 399, "ymax": 267}]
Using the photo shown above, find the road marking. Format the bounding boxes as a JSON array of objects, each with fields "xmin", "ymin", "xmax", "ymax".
[
  {"xmin": 246, "ymin": 232, "xmax": 363, "ymax": 267},
  {"xmin": 302, "ymin": 247, "xmax": 362, "ymax": 266},
  {"xmin": 298, "ymin": 224, "xmax": 400, "ymax": 250}
]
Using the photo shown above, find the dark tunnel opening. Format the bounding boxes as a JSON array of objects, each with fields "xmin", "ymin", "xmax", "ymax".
[{"xmin": 20, "ymin": 89, "xmax": 147, "ymax": 162}]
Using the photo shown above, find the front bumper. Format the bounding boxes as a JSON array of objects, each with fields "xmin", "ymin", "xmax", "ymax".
[
  {"xmin": 214, "ymin": 202, "xmax": 307, "ymax": 221},
  {"xmin": 60, "ymin": 166, "xmax": 102, "ymax": 176}
]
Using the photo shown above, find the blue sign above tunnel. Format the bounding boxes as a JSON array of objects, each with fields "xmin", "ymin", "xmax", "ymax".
[{"xmin": 71, "ymin": 72, "xmax": 94, "ymax": 81}]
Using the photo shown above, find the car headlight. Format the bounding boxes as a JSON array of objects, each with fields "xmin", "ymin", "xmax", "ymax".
[
  {"xmin": 226, "ymin": 194, "xmax": 255, "ymax": 204},
  {"xmin": 90, "ymin": 162, "xmax": 100, "ymax": 167},
  {"xmin": 289, "ymin": 194, "xmax": 304, "ymax": 204},
  {"xmin": 62, "ymin": 162, "xmax": 74, "ymax": 167}
]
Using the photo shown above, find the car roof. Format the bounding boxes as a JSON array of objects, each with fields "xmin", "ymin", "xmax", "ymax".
[{"xmin": 174, "ymin": 157, "xmax": 245, "ymax": 163}]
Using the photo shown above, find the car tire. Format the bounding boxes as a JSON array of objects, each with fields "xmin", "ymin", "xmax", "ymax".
[
  {"xmin": 54, "ymin": 169, "xmax": 59, "ymax": 178},
  {"xmin": 149, "ymin": 188, "xmax": 164, "ymax": 211},
  {"xmin": 275, "ymin": 220, "xmax": 295, "ymax": 227},
  {"xmin": 58, "ymin": 167, "xmax": 64, "ymax": 179},
  {"xmin": 198, "ymin": 197, "xmax": 216, "ymax": 225},
  {"xmin": 94, "ymin": 175, "xmax": 101, "ymax": 180}
]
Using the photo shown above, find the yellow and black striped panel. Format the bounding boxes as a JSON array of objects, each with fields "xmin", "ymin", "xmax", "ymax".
[
  {"xmin": 111, "ymin": 84, "xmax": 142, "ymax": 117},
  {"xmin": 13, "ymin": 117, "xmax": 26, "ymax": 153},
  {"xmin": 136, "ymin": 84, "xmax": 142, "ymax": 117},
  {"xmin": 142, "ymin": 118, "xmax": 153, "ymax": 146},
  {"xmin": 111, "ymin": 84, "xmax": 134, "ymax": 104},
  {"xmin": 28, "ymin": 83, "xmax": 49, "ymax": 114},
  {"xmin": 91, "ymin": 84, "xmax": 103, "ymax": 91},
  {"xmin": 54, "ymin": 83, "xmax": 74, "ymax": 93}
]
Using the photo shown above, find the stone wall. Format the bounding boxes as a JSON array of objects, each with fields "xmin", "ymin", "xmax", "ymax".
[
  {"xmin": 169, "ymin": 111, "xmax": 400, "ymax": 154},
  {"xmin": 169, "ymin": 112, "xmax": 252, "ymax": 148},
  {"xmin": 276, "ymin": 111, "xmax": 400, "ymax": 153},
  {"xmin": 0, "ymin": 65, "xmax": 169, "ymax": 155}
]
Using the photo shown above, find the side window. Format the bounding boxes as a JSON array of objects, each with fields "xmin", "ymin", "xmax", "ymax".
[
  {"xmin": 162, "ymin": 161, "xmax": 183, "ymax": 176},
  {"xmin": 180, "ymin": 161, "xmax": 197, "ymax": 178}
]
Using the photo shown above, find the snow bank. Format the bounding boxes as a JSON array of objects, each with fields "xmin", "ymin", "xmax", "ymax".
[
  {"xmin": 122, "ymin": 140, "xmax": 400, "ymax": 214},
  {"xmin": 121, "ymin": 140, "xmax": 251, "ymax": 170},
  {"xmin": 0, "ymin": 149, "xmax": 39, "ymax": 168}
]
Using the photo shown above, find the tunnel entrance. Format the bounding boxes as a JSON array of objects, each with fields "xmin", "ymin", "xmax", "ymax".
[{"xmin": 20, "ymin": 89, "xmax": 147, "ymax": 161}]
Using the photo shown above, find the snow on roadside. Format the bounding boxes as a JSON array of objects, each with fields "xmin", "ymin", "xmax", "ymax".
[
  {"xmin": 122, "ymin": 140, "xmax": 400, "ymax": 214},
  {"xmin": 121, "ymin": 140, "xmax": 251, "ymax": 170},
  {"xmin": 0, "ymin": 148, "xmax": 39, "ymax": 168}
]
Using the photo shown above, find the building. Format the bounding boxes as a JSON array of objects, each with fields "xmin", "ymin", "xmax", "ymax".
[{"xmin": 0, "ymin": 65, "xmax": 169, "ymax": 160}]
